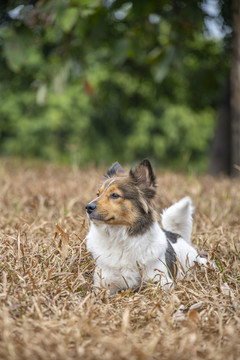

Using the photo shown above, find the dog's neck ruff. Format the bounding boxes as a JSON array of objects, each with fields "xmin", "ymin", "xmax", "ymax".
[
  {"xmin": 89, "ymin": 220, "xmax": 163, "ymax": 247},
  {"xmin": 86, "ymin": 220, "xmax": 171, "ymax": 290},
  {"xmin": 96, "ymin": 223, "xmax": 178, "ymax": 278},
  {"xmin": 92, "ymin": 213, "xmax": 154, "ymax": 238}
]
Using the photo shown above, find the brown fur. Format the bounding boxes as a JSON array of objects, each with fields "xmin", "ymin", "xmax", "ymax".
[{"xmin": 86, "ymin": 160, "xmax": 158, "ymax": 236}]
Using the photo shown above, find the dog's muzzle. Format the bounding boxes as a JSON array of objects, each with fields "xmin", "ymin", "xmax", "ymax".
[{"xmin": 86, "ymin": 202, "xmax": 97, "ymax": 215}]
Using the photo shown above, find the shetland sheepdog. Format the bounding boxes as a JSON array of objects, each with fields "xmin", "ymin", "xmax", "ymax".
[{"xmin": 86, "ymin": 159, "xmax": 210, "ymax": 294}]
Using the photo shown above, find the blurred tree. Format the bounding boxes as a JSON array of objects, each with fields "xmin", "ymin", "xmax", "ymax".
[
  {"xmin": 231, "ymin": 0, "xmax": 240, "ymax": 176},
  {"xmin": 209, "ymin": 79, "xmax": 231, "ymax": 175},
  {"xmin": 209, "ymin": 0, "xmax": 240, "ymax": 176},
  {"xmin": 0, "ymin": 0, "xmax": 232, "ymax": 172}
]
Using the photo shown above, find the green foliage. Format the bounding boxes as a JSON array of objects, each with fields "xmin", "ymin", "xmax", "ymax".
[{"xmin": 0, "ymin": 0, "xmax": 231, "ymax": 171}]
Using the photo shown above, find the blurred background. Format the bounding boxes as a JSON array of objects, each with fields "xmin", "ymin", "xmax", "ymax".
[{"xmin": 0, "ymin": 0, "xmax": 239, "ymax": 175}]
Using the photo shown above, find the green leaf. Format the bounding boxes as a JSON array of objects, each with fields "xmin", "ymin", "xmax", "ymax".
[
  {"xmin": 60, "ymin": 8, "xmax": 79, "ymax": 33},
  {"xmin": 153, "ymin": 47, "xmax": 175, "ymax": 83},
  {"xmin": 3, "ymin": 30, "xmax": 40, "ymax": 72}
]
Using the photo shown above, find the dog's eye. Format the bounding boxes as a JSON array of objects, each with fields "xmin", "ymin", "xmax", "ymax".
[
  {"xmin": 96, "ymin": 192, "xmax": 100, "ymax": 197},
  {"xmin": 110, "ymin": 193, "xmax": 120, "ymax": 199}
]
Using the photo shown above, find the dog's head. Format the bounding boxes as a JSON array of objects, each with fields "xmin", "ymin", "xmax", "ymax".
[{"xmin": 86, "ymin": 159, "xmax": 157, "ymax": 236}]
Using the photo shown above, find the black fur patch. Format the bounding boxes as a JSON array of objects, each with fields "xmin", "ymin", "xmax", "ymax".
[
  {"xmin": 127, "ymin": 213, "xmax": 154, "ymax": 236},
  {"xmin": 162, "ymin": 229, "xmax": 180, "ymax": 244},
  {"xmin": 165, "ymin": 240, "xmax": 178, "ymax": 279}
]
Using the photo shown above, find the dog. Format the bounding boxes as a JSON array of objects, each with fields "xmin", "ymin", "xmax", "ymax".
[{"xmin": 85, "ymin": 159, "xmax": 210, "ymax": 294}]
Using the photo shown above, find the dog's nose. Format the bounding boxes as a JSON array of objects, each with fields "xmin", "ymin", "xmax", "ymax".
[{"xmin": 86, "ymin": 202, "xmax": 97, "ymax": 214}]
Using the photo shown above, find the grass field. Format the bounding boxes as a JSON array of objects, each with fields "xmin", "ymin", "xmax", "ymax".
[{"xmin": 0, "ymin": 159, "xmax": 239, "ymax": 360}]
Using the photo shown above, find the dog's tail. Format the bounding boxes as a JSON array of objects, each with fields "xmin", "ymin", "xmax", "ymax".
[{"xmin": 161, "ymin": 197, "xmax": 194, "ymax": 244}]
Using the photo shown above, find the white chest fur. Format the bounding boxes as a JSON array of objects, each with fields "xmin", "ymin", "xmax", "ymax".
[
  {"xmin": 86, "ymin": 221, "xmax": 173, "ymax": 291},
  {"xmin": 86, "ymin": 196, "xmax": 210, "ymax": 293}
]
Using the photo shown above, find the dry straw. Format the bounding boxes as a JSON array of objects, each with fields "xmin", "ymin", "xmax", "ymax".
[{"xmin": 0, "ymin": 159, "xmax": 239, "ymax": 360}]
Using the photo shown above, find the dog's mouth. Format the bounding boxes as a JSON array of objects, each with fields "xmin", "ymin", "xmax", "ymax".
[{"xmin": 88, "ymin": 213, "xmax": 115, "ymax": 223}]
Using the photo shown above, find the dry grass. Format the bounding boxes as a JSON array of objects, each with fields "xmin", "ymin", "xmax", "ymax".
[{"xmin": 0, "ymin": 158, "xmax": 239, "ymax": 360}]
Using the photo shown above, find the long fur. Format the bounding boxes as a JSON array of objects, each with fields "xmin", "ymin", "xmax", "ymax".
[
  {"xmin": 161, "ymin": 196, "xmax": 194, "ymax": 244},
  {"xmin": 85, "ymin": 160, "xmax": 211, "ymax": 294}
]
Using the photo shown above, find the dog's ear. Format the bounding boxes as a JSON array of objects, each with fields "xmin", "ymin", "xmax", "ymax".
[
  {"xmin": 105, "ymin": 162, "xmax": 125, "ymax": 178},
  {"xmin": 130, "ymin": 159, "xmax": 156, "ymax": 194}
]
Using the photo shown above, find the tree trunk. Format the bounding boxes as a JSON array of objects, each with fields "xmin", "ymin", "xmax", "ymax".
[
  {"xmin": 209, "ymin": 80, "xmax": 231, "ymax": 176},
  {"xmin": 231, "ymin": 0, "xmax": 240, "ymax": 176}
]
